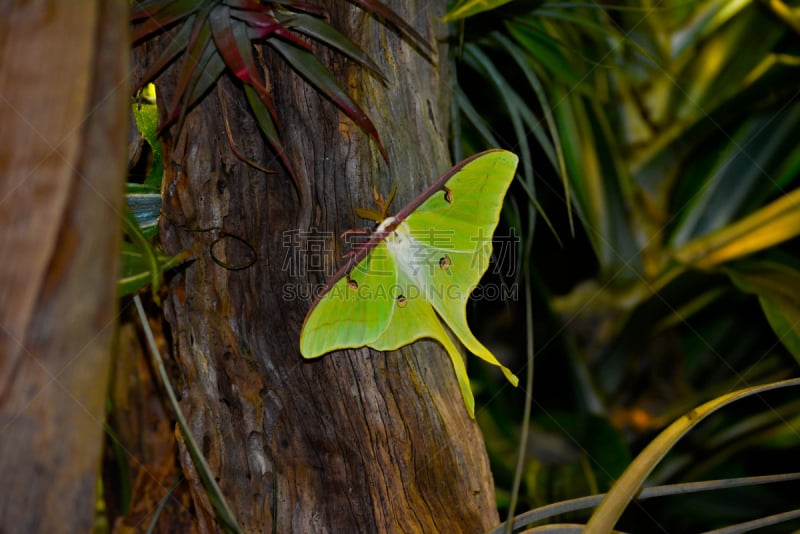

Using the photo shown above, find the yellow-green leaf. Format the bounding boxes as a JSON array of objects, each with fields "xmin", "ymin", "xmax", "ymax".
[
  {"xmin": 674, "ymin": 187, "xmax": 800, "ymax": 269},
  {"xmin": 726, "ymin": 260, "xmax": 800, "ymax": 362},
  {"xmin": 442, "ymin": 0, "xmax": 513, "ymax": 22}
]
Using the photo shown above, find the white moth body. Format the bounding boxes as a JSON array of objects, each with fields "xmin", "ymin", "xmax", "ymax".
[{"xmin": 383, "ymin": 220, "xmax": 429, "ymax": 298}]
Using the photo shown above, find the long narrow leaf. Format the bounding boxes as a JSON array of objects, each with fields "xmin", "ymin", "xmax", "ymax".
[
  {"xmin": 350, "ymin": 0, "xmax": 432, "ymax": 59},
  {"xmin": 210, "ymin": 5, "xmax": 263, "ymax": 87},
  {"xmin": 185, "ymin": 46, "xmax": 227, "ymax": 117},
  {"xmin": 727, "ymin": 261, "xmax": 800, "ymax": 361},
  {"xmin": 278, "ymin": 10, "xmax": 385, "ymax": 79},
  {"xmin": 463, "ymin": 44, "xmax": 537, "ymax": 182},
  {"xmin": 125, "ymin": 193, "xmax": 162, "ymax": 234},
  {"xmin": 160, "ymin": 29, "xmax": 219, "ymax": 132},
  {"xmin": 135, "ymin": 15, "xmax": 194, "ymax": 89},
  {"xmin": 160, "ymin": 21, "xmax": 213, "ymax": 127},
  {"xmin": 494, "ymin": 31, "xmax": 573, "ymax": 232},
  {"xmin": 211, "ymin": 2, "xmax": 279, "ymax": 119},
  {"xmin": 122, "ymin": 207, "xmax": 162, "ymax": 297},
  {"xmin": 674, "ymin": 187, "xmax": 800, "ymax": 269},
  {"xmin": 243, "ymin": 84, "xmax": 297, "ymax": 181},
  {"xmin": 489, "ymin": 472, "xmax": 800, "ymax": 533},
  {"xmin": 132, "ymin": 0, "xmax": 200, "ymax": 42},
  {"xmin": 585, "ymin": 378, "xmax": 800, "ymax": 533},
  {"xmin": 133, "ymin": 296, "xmax": 243, "ymax": 534},
  {"xmin": 453, "ymin": 84, "xmax": 501, "ymax": 147},
  {"xmin": 132, "ymin": 0, "xmax": 198, "ymax": 21},
  {"xmin": 224, "ymin": 0, "xmax": 268, "ymax": 10},
  {"xmin": 442, "ymin": 0, "xmax": 513, "ymax": 22},
  {"xmin": 269, "ymin": 37, "xmax": 387, "ymax": 160},
  {"xmin": 119, "ymin": 244, "xmax": 188, "ymax": 297},
  {"xmin": 670, "ymin": 104, "xmax": 800, "ymax": 246},
  {"xmin": 236, "ymin": 8, "xmax": 285, "ymax": 38}
]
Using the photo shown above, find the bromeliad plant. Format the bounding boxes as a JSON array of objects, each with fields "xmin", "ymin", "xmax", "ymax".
[
  {"xmin": 132, "ymin": 0, "xmax": 431, "ymax": 173},
  {"xmin": 126, "ymin": 0, "xmax": 432, "ymax": 295}
]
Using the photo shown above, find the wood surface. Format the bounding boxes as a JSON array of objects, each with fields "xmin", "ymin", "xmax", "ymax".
[{"xmin": 0, "ymin": 2, "xmax": 129, "ymax": 532}]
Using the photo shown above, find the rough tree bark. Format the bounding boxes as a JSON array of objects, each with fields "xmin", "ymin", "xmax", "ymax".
[
  {"xmin": 146, "ymin": 1, "xmax": 500, "ymax": 531},
  {"xmin": 0, "ymin": 2, "xmax": 129, "ymax": 532}
]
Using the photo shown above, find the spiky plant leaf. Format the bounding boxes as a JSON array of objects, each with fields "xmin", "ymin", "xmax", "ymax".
[
  {"xmin": 131, "ymin": 0, "xmax": 199, "ymax": 23},
  {"xmin": 350, "ymin": 0, "xmax": 432, "ymax": 58},
  {"xmin": 131, "ymin": 0, "xmax": 200, "ymax": 42},
  {"xmin": 136, "ymin": 19, "xmax": 194, "ymax": 90},
  {"xmin": 244, "ymin": 84, "xmax": 295, "ymax": 177},
  {"xmin": 277, "ymin": 10, "xmax": 385, "ymax": 78},
  {"xmin": 132, "ymin": 0, "xmax": 411, "ymax": 170},
  {"xmin": 209, "ymin": 4, "xmax": 278, "ymax": 119},
  {"xmin": 269, "ymin": 37, "xmax": 388, "ymax": 159}
]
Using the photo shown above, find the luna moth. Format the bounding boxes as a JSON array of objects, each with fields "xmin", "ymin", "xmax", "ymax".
[{"xmin": 299, "ymin": 149, "xmax": 519, "ymax": 417}]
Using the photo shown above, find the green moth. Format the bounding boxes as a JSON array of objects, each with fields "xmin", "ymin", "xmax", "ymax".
[{"xmin": 300, "ymin": 149, "xmax": 520, "ymax": 417}]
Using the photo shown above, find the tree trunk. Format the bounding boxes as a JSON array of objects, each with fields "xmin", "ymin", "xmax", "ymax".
[
  {"xmin": 0, "ymin": 1, "xmax": 129, "ymax": 532},
  {"xmin": 149, "ymin": 1, "xmax": 500, "ymax": 531}
]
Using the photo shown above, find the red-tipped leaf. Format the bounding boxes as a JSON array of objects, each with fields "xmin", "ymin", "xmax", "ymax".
[
  {"xmin": 277, "ymin": 10, "xmax": 385, "ymax": 80},
  {"xmin": 132, "ymin": 0, "xmax": 200, "ymax": 42},
  {"xmin": 350, "ymin": 0, "xmax": 432, "ymax": 59},
  {"xmin": 244, "ymin": 84, "xmax": 297, "ymax": 181},
  {"xmin": 135, "ymin": 17, "xmax": 193, "ymax": 90},
  {"xmin": 268, "ymin": 37, "xmax": 388, "ymax": 160}
]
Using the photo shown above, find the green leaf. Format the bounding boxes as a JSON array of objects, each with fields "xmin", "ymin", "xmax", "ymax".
[
  {"xmin": 671, "ymin": 0, "xmax": 753, "ymax": 61},
  {"xmin": 119, "ymin": 207, "xmax": 175, "ymax": 297},
  {"xmin": 243, "ymin": 84, "xmax": 294, "ymax": 177},
  {"xmin": 277, "ymin": 10, "xmax": 385, "ymax": 79},
  {"xmin": 135, "ymin": 15, "xmax": 194, "ymax": 89},
  {"xmin": 459, "ymin": 42, "xmax": 562, "ymax": 241},
  {"xmin": 726, "ymin": 260, "xmax": 800, "ymax": 362},
  {"xmin": 493, "ymin": 32, "xmax": 571, "ymax": 221},
  {"xmin": 119, "ymin": 243, "xmax": 182, "ymax": 297},
  {"xmin": 161, "ymin": 25, "xmax": 229, "ymax": 134},
  {"xmin": 443, "ymin": 0, "xmax": 514, "ymax": 22},
  {"xmin": 132, "ymin": 92, "xmax": 163, "ymax": 188},
  {"xmin": 210, "ymin": 4, "xmax": 271, "ymax": 97},
  {"xmin": 160, "ymin": 20, "xmax": 215, "ymax": 130},
  {"xmin": 673, "ymin": 3, "xmax": 784, "ymax": 119},
  {"xmin": 133, "ymin": 296, "xmax": 243, "ymax": 533},
  {"xmin": 674, "ymin": 187, "xmax": 800, "ymax": 269},
  {"xmin": 131, "ymin": 0, "xmax": 199, "ymax": 33},
  {"xmin": 350, "ymin": 0, "xmax": 432, "ymax": 58},
  {"xmin": 505, "ymin": 16, "xmax": 588, "ymax": 94},
  {"xmin": 668, "ymin": 108, "xmax": 800, "ymax": 246},
  {"xmin": 585, "ymin": 378, "xmax": 800, "ymax": 532},
  {"xmin": 268, "ymin": 37, "xmax": 387, "ymax": 160}
]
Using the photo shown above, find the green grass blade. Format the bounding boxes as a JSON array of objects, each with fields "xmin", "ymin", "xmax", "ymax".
[
  {"xmin": 133, "ymin": 296, "xmax": 243, "ymax": 534},
  {"xmin": 584, "ymin": 378, "xmax": 800, "ymax": 533},
  {"xmin": 488, "ymin": 472, "xmax": 800, "ymax": 533}
]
